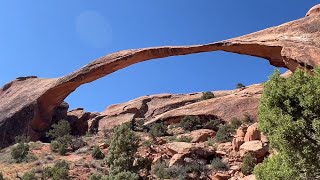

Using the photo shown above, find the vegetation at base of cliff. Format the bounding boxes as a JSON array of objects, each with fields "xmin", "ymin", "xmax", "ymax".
[
  {"xmin": 179, "ymin": 115, "xmax": 203, "ymax": 131},
  {"xmin": 201, "ymin": 91, "xmax": 215, "ymax": 100},
  {"xmin": 241, "ymin": 153, "xmax": 256, "ymax": 176},
  {"xmin": 92, "ymin": 146, "xmax": 105, "ymax": 159},
  {"xmin": 11, "ymin": 135, "xmax": 30, "ymax": 163},
  {"xmin": 255, "ymin": 69, "xmax": 320, "ymax": 179},
  {"xmin": 47, "ymin": 120, "xmax": 72, "ymax": 155},
  {"xmin": 149, "ymin": 122, "xmax": 168, "ymax": 137},
  {"xmin": 43, "ymin": 160, "xmax": 69, "ymax": 180},
  {"xmin": 106, "ymin": 123, "xmax": 139, "ymax": 179}
]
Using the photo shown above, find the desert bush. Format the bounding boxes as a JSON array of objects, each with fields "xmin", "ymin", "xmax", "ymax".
[
  {"xmin": 152, "ymin": 162, "xmax": 186, "ymax": 179},
  {"xmin": 47, "ymin": 120, "xmax": 72, "ymax": 155},
  {"xmin": 142, "ymin": 140, "xmax": 153, "ymax": 148},
  {"xmin": 134, "ymin": 157, "xmax": 152, "ymax": 171},
  {"xmin": 179, "ymin": 116, "xmax": 202, "ymax": 131},
  {"xmin": 236, "ymin": 83, "xmax": 245, "ymax": 89},
  {"xmin": 241, "ymin": 153, "xmax": 256, "ymax": 175},
  {"xmin": 43, "ymin": 160, "xmax": 69, "ymax": 180},
  {"xmin": 47, "ymin": 120, "xmax": 71, "ymax": 139},
  {"xmin": 70, "ymin": 137, "xmax": 86, "ymax": 151},
  {"xmin": 230, "ymin": 117, "xmax": 242, "ymax": 130},
  {"xmin": 90, "ymin": 173, "xmax": 109, "ymax": 180},
  {"xmin": 92, "ymin": 146, "xmax": 105, "ymax": 159},
  {"xmin": 256, "ymin": 69, "xmax": 320, "ymax": 179},
  {"xmin": 201, "ymin": 91, "xmax": 215, "ymax": 100},
  {"xmin": 22, "ymin": 171, "xmax": 36, "ymax": 180},
  {"xmin": 211, "ymin": 157, "xmax": 228, "ymax": 170},
  {"xmin": 106, "ymin": 123, "xmax": 139, "ymax": 178},
  {"xmin": 207, "ymin": 137, "xmax": 215, "ymax": 146},
  {"xmin": 11, "ymin": 136, "xmax": 30, "ymax": 163},
  {"xmin": 215, "ymin": 125, "xmax": 233, "ymax": 143},
  {"xmin": 149, "ymin": 122, "xmax": 168, "ymax": 137},
  {"xmin": 110, "ymin": 171, "xmax": 139, "ymax": 180},
  {"xmin": 176, "ymin": 136, "xmax": 192, "ymax": 142},
  {"xmin": 204, "ymin": 118, "xmax": 223, "ymax": 131},
  {"xmin": 242, "ymin": 113, "xmax": 254, "ymax": 124}
]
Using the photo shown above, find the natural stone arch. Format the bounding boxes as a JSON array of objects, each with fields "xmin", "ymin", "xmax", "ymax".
[{"xmin": 0, "ymin": 5, "xmax": 320, "ymax": 148}]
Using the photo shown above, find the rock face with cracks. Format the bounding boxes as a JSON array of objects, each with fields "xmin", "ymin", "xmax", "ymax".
[{"xmin": 0, "ymin": 5, "xmax": 320, "ymax": 148}]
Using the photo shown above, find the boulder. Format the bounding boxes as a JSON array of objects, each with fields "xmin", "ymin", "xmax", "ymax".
[
  {"xmin": 210, "ymin": 173, "xmax": 231, "ymax": 180},
  {"xmin": 232, "ymin": 137, "xmax": 244, "ymax": 151},
  {"xmin": 177, "ymin": 129, "xmax": 216, "ymax": 143},
  {"xmin": 236, "ymin": 126, "xmax": 247, "ymax": 137},
  {"xmin": 240, "ymin": 140, "xmax": 268, "ymax": 159},
  {"xmin": 240, "ymin": 175, "xmax": 256, "ymax": 180},
  {"xmin": 67, "ymin": 108, "xmax": 94, "ymax": 136},
  {"xmin": 244, "ymin": 123, "xmax": 261, "ymax": 142},
  {"xmin": 1, "ymin": 5, "xmax": 320, "ymax": 147}
]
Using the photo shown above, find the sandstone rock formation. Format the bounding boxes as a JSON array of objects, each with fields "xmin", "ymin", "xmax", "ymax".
[{"xmin": 1, "ymin": 5, "xmax": 319, "ymax": 148}]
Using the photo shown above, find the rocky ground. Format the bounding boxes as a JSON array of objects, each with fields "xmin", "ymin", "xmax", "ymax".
[{"xmin": 0, "ymin": 85, "xmax": 269, "ymax": 180}]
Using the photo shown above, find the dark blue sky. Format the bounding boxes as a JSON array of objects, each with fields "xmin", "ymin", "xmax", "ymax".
[{"xmin": 0, "ymin": 1, "xmax": 318, "ymax": 111}]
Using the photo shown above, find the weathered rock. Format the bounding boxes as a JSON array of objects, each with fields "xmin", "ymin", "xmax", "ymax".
[
  {"xmin": 236, "ymin": 126, "xmax": 247, "ymax": 137},
  {"xmin": 210, "ymin": 173, "xmax": 231, "ymax": 180},
  {"xmin": 177, "ymin": 129, "xmax": 216, "ymax": 143},
  {"xmin": 306, "ymin": 4, "xmax": 320, "ymax": 17},
  {"xmin": 146, "ymin": 84, "xmax": 262, "ymax": 126},
  {"xmin": 244, "ymin": 123, "xmax": 261, "ymax": 142},
  {"xmin": 0, "ymin": 5, "xmax": 319, "ymax": 147},
  {"xmin": 240, "ymin": 140, "xmax": 268, "ymax": 159},
  {"xmin": 67, "ymin": 108, "xmax": 94, "ymax": 136},
  {"xmin": 240, "ymin": 175, "xmax": 256, "ymax": 180},
  {"xmin": 232, "ymin": 137, "xmax": 244, "ymax": 151}
]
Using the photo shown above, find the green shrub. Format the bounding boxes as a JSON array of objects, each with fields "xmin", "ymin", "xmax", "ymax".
[
  {"xmin": 111, "ymin": 171, "xmax": 139, "ymax": 180},
  {"xmin": 236, "ymin": 83, "xmax": 245, "ymax": 89},
  {"xmin": 106, "ymin": 123, "xmax": 139, "ymax": 178},
  {"xmin": 47, "ymin": 120, "xmax": 72, "ymax": 155},
  {"xmin": 43, "ymin": 160, "xmax": 69, "ymax": 180},
  {"xmin": 152, "ymin": 162, "xmax": 187, "ymax": 180},
  {"xmin": 215, "ymin": 125, "xmax": 233, "ymax": 143},
  {"xmin": 257, "ymin": 69, "xmax": 320, "ymax": 179},
  {"xmin": 90, "ymin": 173, "xmax": 104, "ymax": 180},
  {"xmin": 11, "ymin": 139, "xmax": 29, "ymax": 163},
  {"xmin": 211, "ymin": 157, "xmax": 228, "ymax": 170},
  {"xmin": 90, "ymin": 174, "xmax": 109, "ymax": 180},
  {"xmin": 242, "ymin": 113, "xmax": 254, "ymax": 124},
  {"xmin": 70, "ymin": 138, "xmax": 86, "ymax": 151},
  {"xmin": 149, "ymin": 122, "xmax": 168, "ymax": 137},
  {"xmin": 207, "ymin": 138, "xmax": 215, "ymax": 146},
  {"xmin": 92, "ymin": 146, "xmax": 105, "ymax": 159},
  {"xmin": 176, "ymin": 136, "xmax": 192, "ymax": 142},
  {"xmin": 179, "ymin": 116, "xmax": 202, "ymax": 131},
  {"xmin": 142, "ymin": 140, "xmax": 153, "ymax": 148},
  {"xmin": 241, "ymin": 153, "xmax": 256, "ymax": 175},
  {"xmin": 254, "ymin": 154, "xmax": 298, "ymax": 180},
  {"xmin": 22, "ymin": 171, "xmax": 36, "ymax": 180},
  {"xmin": 201, "ymin": 91, "xmax": 215, "ymax": 100},
  {"xmin": 230, "ymin": 117, "xmax": 242, "ymax": 130},
  {"xmin": 204, "ymin": 119, "xmax": 223, "ymax": 131},
  {"xmin": 47, "ymin": 120, "xmax": 71, "ymax": 139}
]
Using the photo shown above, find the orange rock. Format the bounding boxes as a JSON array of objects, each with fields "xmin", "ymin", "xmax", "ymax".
[
  {"xmin": 232, "ymin": 137, "xmax": 244, "ymax": 151},
  {"xmin": 210, "ymin": 173, "xmax": 231, "ymax": 180},
  {"xmin": 244, "ymin": 123, "xmax": 261, "ymax": 142},
  {"xmin": 240, "ymin": 140, "xmax": 268, "ymax": 159},
  {"xmin": 236, "ymin": 126, "xmax": 248, "ymax": 137}
]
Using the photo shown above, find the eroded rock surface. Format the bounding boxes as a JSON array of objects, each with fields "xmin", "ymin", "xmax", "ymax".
[{"xmin": 1, "ymin": 5, "xmax": 320, "ymax": 147}]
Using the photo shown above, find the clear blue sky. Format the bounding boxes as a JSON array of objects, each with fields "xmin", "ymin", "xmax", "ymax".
[{"xmin": 0, "ymin": 1, "xmax": 318, "ymax": 112}]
